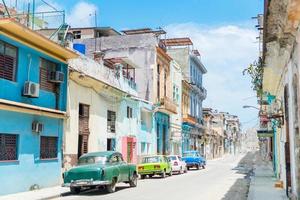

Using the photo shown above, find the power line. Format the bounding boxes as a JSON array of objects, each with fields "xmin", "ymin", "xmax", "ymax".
[{"xmin": 41, "ymin": 0, "xmax": 57, "ymax": 11}]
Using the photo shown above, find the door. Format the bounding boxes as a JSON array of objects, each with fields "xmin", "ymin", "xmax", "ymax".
[
  {"xmin": 284, "ymin": 86, "xmax": 292, "ymax": 196},
  {"xmin": 107, "ymin": 138, "xmax": 116, "ymax": 151},
  {"xmin": 78, "ymin": 104, "xmax": 89, "ymax": 158},
  {"xmin": 78, "ymin": 135, "xmax": 88, "ymax": 158},
  {"xmin": 127, "ymin": 141, "xmax": 132, "ymax": 163},
  {"xmin": 117, "ymin": 154, "xmax": 128, "ymax": 181},
  {"xmin": 162, "ymin": 125, "xmax": 166, "ymax": 154}
]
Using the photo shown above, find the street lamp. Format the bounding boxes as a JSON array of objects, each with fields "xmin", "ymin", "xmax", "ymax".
[{"xmin": 242, "ymin": 105, "xmax": 260, "ymax": 110}]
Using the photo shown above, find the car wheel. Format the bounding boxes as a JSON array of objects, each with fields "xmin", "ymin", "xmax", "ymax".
[
  {"xmin": 70, "ymin": 187, "xmax": 81, "ymax": 194},
  {"xmin": 184, "ymin": 167, "xmax": 188, "ymax": 173},
  {"xmin": 202, "ymin": 164, "xmax": 206, "ymax": 169},
  {"xmin": 106, "ymin": 178, "xmax": 117, "ymax": 193},
  {"xmin": 148, "ymin": 174, "xmax": 154, "ymax": 178},
  {"xmin": 161, "ymin": 170, "xmax": 166, "ymax": 178},
  {"xmin": 168, "ymin": 170, "xmax": 173, "ymax": 176},
  {"xmin": 196, "ymin": 164, "xmax": 200, "ymax": 170},
  {"xmin": 140, "ymin": 175, "xmax": 146, "ymax": 179},
  {"xmin": 129, "ymin": 173, "xmax": 138, "ymax": 187},
  {"xmin": 187, "ymin": 166, "xmax": 190, "ymax": 171}
]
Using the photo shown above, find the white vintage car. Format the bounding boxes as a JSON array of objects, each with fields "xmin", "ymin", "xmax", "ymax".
[{"xmin": 167, "ymin": 155, "xmax": 188, "ymax": 174}]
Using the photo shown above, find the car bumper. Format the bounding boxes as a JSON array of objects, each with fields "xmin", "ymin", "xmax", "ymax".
[
  {"xmin": 171, "ymin": 166, "xmax": 181, "ymax": 172},
  {"xmin": 138, "ymin": 170, "xmax": 163, "ymax": 175},
  {"xmin": 62, "ymin": 180, "xmax": 111, "ymax": 187},
  {"xmin": 186, "ymin": 162, "xmax": 199, "ymax": 167}
]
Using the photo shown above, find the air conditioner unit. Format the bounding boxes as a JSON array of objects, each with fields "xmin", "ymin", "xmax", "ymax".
[
  {"xmin": 23, "ymin": 81, "xmax": 39, "ymax": 98},
  {"xmin": 49, "ymin": 71, "xmax": 64, "ymax": 83},
  {"xmin": 32, "ymin": 121, "xmax": 43, "ymax": 133}
]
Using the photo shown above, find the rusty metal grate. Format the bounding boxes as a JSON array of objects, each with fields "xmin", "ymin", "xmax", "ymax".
[
  {"xmin": 0, "ymin": 134, "xmax": 17, "ymax": 161},
  {"xmin": 40, "ymin": 136, "xmax": 58, "ymax": 159}
]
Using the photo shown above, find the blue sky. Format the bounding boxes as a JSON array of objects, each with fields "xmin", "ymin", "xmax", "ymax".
[{"xmin": 15, "ymin": 0, "xmax": 263, "ymax": 130}]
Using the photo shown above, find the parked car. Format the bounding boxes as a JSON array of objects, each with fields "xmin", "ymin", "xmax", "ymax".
[
  {"xmin": 137, "ymin": 155, "xmax": 172, "ymax": 178},
  {"xmin": 167, "ymin": 155, "xmax": 187, "ymax": 174},
  {"xmin": 62, "ymin": 151, "xmax": 137, "ymax": 194},
  {"xmin": 182, "ymin": 151, "xmax": 206, "ymax": 170}
]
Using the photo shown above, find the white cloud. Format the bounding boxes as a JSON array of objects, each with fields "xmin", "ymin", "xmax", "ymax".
[
  {"xmin": 165, "ymin": 23, "xmax": 259, "ymax": 129},
  {"xmin": 66, "ymin": 1, "xmax": 98, "ymax": 28}
]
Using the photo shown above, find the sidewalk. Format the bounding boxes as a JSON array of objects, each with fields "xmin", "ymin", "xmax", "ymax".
[
  {"xmin": 247, "ymin": 159, "xmax": 288, "ymax": 200},
  {"xmin": 0, "ymin": 186, "xmax": 69, "ymax": 200}
]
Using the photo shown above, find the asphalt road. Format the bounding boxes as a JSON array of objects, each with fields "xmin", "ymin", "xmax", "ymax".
[{"xmin": 54, "ymin": 152, "xmax": 256, "ymax": 200}]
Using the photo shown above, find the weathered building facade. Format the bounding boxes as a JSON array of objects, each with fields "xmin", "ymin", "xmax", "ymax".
[
  {"xmin": 0, "ymin": 19, "xmax": 77, "ymax": 195},
  {"xmin": 164, "ymin": 38, "xmax": 207, "ymax": 154},
  {"xmin": 260, "ymin": 0, "xmax": 300, "ymax": 198}
]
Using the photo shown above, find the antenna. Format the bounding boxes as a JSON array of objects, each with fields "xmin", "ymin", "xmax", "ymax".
[{"xmin": 2, "ymin": 0, "xmax": 11, "ymax": 17}]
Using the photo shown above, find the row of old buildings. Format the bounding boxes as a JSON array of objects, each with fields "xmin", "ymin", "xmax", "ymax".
[
  {"xmin": 255, "ymin": 0, "xmax": 300, "ymax": 199},
  {"xmin": 0, "ymin": 15, "xmax": 241, "ymax": 195}
]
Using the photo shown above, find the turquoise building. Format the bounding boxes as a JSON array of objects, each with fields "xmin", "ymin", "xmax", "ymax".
[{"xmin": 0, "ymin": 19, "xmax": 77, "ymax": 195}]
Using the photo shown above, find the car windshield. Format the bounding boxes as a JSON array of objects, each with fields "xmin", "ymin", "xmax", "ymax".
[
  {"xmin": 142, "ymin": 156, "xmax": 161, "ymax": 163},
  {"xmin": 168, "ymin": 156, "xmax": 177, "ymax": 161},
  {"xmin": 78, "ymin": 156, "xmax": 107, "ymax": 165},
  {"xmin": 183, "ymin": 152, "xmax": 197, "ymax": 157}
]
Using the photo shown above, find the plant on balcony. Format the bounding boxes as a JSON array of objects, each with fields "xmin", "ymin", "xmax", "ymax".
[{"xmin": 243, "ymin": 58, "xmax": 263, "ymax": 96}]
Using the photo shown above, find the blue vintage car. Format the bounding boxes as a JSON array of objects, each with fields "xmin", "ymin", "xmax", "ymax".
[{"xmin": 182, "ymin": 151, "xmax": 206, "ymax": 170}]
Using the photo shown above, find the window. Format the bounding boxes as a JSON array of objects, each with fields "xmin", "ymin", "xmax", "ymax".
[
  {"xmin": 40, "ymin": 136, "xmax": 58, "ymax": 159},
  {"xmin": 109, "ymin": 155, "xmax": 118, "ymax": 163},
  {"xmin": 127, "ymin": 106, "xmax": 133, "ymax": 118},
  {"xmin": 0, "ymin": 134, "xmax": 18, "ymax": 161},
  {"xmin": 164, "ymin": 69, "xmax": 167, "ymax": 97},
  {"xmin": 0, "ymin": 40, "xmax": 17, "ymax": 81},
  {"xmin": 173, "ymin": 84, "xmax": 179, "ymax": 104},
  {"xmin": 40, "ymin": 58, "xmax": 57, "ymax": 92},
  {"xmin": 157, "ymin": 64, "xmax": 160, "ymax": 100},
  {"xmin": 107, "ymin": 110, "xmax": 116, "ymax": 133},
  {"xmin": 73, "ymin": 31, "xmax": 81, "ymax": 39}
]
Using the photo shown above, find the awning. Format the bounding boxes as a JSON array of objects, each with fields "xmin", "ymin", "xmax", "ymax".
[
  {"xmin": 0, "ymin": 99, "xmax": 66, "ymax": 119},
  {"xmin": 257, "ymin": 129, "xmax": 273, "ymax": 138}
]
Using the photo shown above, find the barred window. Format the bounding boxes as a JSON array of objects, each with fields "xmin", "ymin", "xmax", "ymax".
[
  {"xmin": 127, "ymin": 106, "xmax": 133, "ymax": 118},
  {"xmin": 107, "ymin": 110, "xmax": 116, "ymax": 133},
  {"xmin": 40, "ymin": 58, "xmax": 57, "ymax": 92},
  {"xmin": 40, "ymin": 136, "xmax": 58, "ymax": 159},
  {"xmin": 0, "ymin": 134, "xmax": 18, "ymax": 161},
  {"xmin": 0, "ymin": 40, "xmax": 17, "ymax": 81}
]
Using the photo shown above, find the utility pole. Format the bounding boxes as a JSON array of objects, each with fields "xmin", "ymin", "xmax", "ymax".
[
  {"xmin": 32, "ymin": 0, "xmax": 35, "ymax": 30},
  {"xmin": 94, "ymin": 10, "xmax": 97, "ymax": 52}
]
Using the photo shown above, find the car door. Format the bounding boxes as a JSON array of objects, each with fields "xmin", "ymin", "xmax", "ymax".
[
  {"xmin": 117, "ymin": 153, "xmax": 129, "ymax": 182},
  {"xmin": 108, "ymin": 154, "xmax": 120, "ymax": 181},
  {"xmin": 164, "ymin": 156, "xmax": 171, "ymax": 172}
]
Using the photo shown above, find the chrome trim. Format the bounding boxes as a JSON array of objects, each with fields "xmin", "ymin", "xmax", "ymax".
[{"xmin": 62, "ymin": 180, "xmax": 111, "ymax": 187}]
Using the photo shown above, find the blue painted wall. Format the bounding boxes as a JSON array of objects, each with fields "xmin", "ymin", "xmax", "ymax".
[
  {"xmin": 0, "ymin": 35, "xmax": 68, "ymax": 111},
  {"xmin": 0, "ymin": 34, "xmax": 67, "ymax": 195},
  {"xmin": 155, "ymin": 112, "xmax": 169, "ymax": 154},
  {"xmin": 137, "ymin": 101, "xmax": 155, "ymax": 155},
  {"xmin": 0, "ymin": 110, "xmax": 63, "ymax": 195}
]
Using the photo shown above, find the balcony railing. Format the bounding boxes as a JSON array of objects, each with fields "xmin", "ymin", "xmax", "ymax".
[
  {"xmin": 159, "ymin": 96, "xmax": 177, "ymax": 114},
  {"xmin": 182, "ymin": 114, "xmax": 197, "ymax": 125}
]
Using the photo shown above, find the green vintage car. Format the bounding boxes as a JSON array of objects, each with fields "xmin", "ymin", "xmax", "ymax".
[
  {"xmin": 63, "ymin": 151, "xmax": 137, "ymax": 194},
  {"xmin": 137, "ymin": 155, "xmax": 172, "ymax": 179}
]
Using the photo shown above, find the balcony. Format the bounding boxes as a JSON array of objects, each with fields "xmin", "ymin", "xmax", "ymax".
[
  {"xmin": 182, "ymin": 114, "xmax": 197, "ymax": 125},
  {"xmin": 159, "ymin": 96, "xmax": 177, "ymax": 114}
]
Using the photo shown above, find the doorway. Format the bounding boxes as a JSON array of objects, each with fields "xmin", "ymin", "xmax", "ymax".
[{"xmin": 284, "ymin": 85, "xmax": 292, "ymax": 196}]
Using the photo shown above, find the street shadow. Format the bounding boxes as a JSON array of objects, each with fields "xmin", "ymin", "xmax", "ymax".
[
  {"xmin": 60, "ymin": 185, "xmax": 131, "ymax": 197},
  {"xmin": 221, "ymin": 151, "xmax": 257, "ymax": 200}
]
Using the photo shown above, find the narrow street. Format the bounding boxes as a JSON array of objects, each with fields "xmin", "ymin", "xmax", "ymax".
[{"xmin": 54, "ymin": 152, "xmax": 256, "ymax": 200}]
